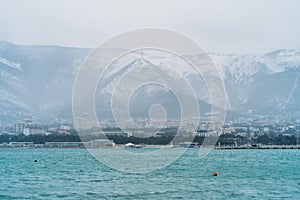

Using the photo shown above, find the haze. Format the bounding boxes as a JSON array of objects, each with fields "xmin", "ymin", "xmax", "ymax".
[{"xmin": 0, "ymin": 0, "xmax": 299, "ymax": 53}]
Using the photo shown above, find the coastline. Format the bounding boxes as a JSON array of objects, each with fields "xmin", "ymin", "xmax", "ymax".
[{"xmin": 1, "ymin": 145, "xmax": 300, "ymax": 149}]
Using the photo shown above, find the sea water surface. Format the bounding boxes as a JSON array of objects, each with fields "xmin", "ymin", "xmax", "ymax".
[{"xmin": 0, "ymin": 148, "xmax": 299, "ymax": 199}]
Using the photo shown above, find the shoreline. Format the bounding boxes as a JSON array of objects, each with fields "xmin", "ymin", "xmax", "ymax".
[{"xmin": 1, "ymin": 145, "xmax": 300, "ymax": 149}]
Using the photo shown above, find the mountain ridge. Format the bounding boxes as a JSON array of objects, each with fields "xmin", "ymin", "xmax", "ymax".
[{"xmin": 0, "ymin": 41, "xmax": 299, "ymax": 124}]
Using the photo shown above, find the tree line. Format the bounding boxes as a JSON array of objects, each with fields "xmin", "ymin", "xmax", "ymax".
[{"xmin": 0, "ymin": 132, "xmax": 298, "ymax": 145}]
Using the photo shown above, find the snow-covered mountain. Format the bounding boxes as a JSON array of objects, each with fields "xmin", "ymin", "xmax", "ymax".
[
  {"xmin": 0, "ymin": 41, "xmax": 299, "ymax": 124},
  {"xmin": 209, "ymin": 50, "xmax": 300, "ymax": 116}
]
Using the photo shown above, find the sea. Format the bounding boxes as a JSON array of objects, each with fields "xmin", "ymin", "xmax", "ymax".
[{"xmin": 0, "ymin": 148, "xmax": 299, "ymax": 199}]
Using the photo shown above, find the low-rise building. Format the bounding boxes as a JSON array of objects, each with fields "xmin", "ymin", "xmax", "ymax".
[{"xmin": 90, "ymin": 139, "xmax": 115, "ymax": 147}]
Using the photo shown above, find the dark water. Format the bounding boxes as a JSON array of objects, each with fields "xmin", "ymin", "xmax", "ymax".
[{"xmin": 0, "ymin": 148, "xmax": 299, "ymax": 199}]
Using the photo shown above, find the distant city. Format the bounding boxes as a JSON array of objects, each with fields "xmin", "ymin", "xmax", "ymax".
[{"xmin": 0, "ymin": 117, "xmax": 299, "ymax": 149}]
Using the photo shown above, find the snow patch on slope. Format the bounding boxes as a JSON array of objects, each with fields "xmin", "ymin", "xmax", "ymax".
[
  {"xmin": 0, "ymin": 56, "xmax": 22, "ymax": 71},
  {"xmin": 209, "ymin": 50, "xmax": 300, "ymax": 83}
]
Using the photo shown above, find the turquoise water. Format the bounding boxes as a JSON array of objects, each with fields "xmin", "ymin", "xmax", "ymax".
[{"xmin": 0, "ymin": 148, "xmax": 299, "ymax": 199}]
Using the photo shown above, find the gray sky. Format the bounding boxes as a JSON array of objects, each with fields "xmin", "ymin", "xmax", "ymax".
[{"xmin": 0, "ymin": 0, "xmax": 299, "ymax": 53}]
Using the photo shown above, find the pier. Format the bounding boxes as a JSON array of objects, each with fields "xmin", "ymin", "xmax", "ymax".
[{"xmin": 215, "ymin": 145, "xmax": 300, "ymax": 149}]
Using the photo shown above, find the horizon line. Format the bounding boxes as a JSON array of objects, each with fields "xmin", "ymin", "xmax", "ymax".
[{"xmin": 1, "ymin": 40, "xmax": 299, "ymax": 56}]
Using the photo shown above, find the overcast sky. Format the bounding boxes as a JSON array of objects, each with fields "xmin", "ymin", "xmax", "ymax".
[{"xmin": 0, "ymin": 0, "xmax": 299, "ymax": 53}]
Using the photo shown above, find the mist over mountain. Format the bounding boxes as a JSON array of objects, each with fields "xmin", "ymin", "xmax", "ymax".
[
  {"xmin": 0, "ymin": 41, "xmax": 89, "ymax": 124},
  {"xmin": 0, "ymin": 41, "xmax": 299, "ymax": 124}
]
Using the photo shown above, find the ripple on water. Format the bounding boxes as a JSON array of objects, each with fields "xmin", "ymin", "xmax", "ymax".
[{"xmin": 0, "ymin": 149, "xmax": 299, "ymax": 199}]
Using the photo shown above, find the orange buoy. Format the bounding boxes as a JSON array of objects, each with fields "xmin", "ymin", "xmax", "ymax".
[{"xmin": 213, "ymin": 171, "xmax": 218, "ymax": 176}]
